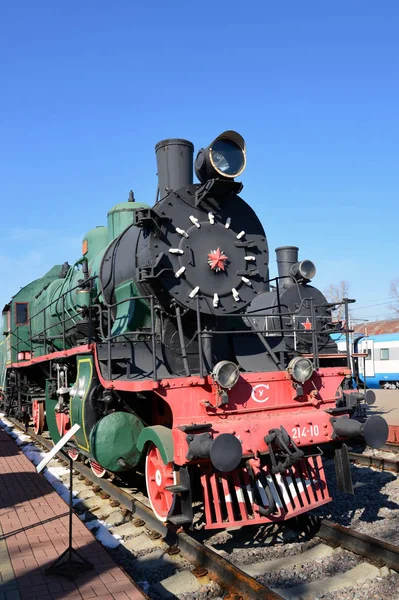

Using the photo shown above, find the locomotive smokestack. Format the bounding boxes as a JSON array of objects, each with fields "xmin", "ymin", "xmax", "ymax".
[
  {"xmin": 276, "ymin": 246, "xmax": 298, "ymax": 286},
  {"xmin": 155, "ymin": 138, "xmax": 194, "ymax": 200}
]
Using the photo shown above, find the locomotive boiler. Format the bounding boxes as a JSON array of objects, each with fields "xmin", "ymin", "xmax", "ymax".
[{"xmin": 0, "ymin": 131, "xmax": 388, "ymax": 528}]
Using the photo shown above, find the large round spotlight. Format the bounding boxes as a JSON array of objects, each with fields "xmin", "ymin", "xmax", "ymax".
[
  {"xmin": 211, "ymin": 360, "xmax": 240, "ymax": 389},
  {"xmin": 287, "ymin": 357, "xmax": 314, "ymax": 384},
  {"xmin": 195, "ymin": 131, "xmax": 246, "ymax": 183},
  {"xmin": 210, "ymin": 138, "xmax": 245, "ymax": 177}
]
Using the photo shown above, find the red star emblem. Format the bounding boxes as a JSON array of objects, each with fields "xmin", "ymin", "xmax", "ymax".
[
  {"xmin": 301, "ymin": 317, "xmax": 312, "ymax": 330},
  {"xmin": 208, "ymin": 247, "xmax": 228, "ymax": 271}
]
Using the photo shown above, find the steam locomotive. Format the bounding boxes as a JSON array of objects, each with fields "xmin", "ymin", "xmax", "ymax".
[{"xmin": 0, "ymin": 131, "xmax": 388, "ymax": 529}]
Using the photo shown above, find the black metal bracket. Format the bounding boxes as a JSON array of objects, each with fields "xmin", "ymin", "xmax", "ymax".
[
  {"xmin": 195, "ymin": 178, "xmax": 243, "ymax": 206},
  {"xmin": 137, "ymin": 253, "xmax": 172, "ymax": 282},
  {"xmin": 178, "ymin": 423, "xmax": 212, "ymax": 432},
  {"xmin": 134, "ymin": 207, "xmax": 165, "ymax": 237},
  {"xmin": 234, "ymin": 240, "xmax": 256, "ymax": 249},
  {"xmin": 236, "ymin": 268, "xmax": 259, "ymax": 276},
  {"xmin": 166, "ymin": 466, "xmax": 194, "ymax": 527},
  {"xmin": 334, "ymin": 443, "xmax": 354, "ymax": 494}
]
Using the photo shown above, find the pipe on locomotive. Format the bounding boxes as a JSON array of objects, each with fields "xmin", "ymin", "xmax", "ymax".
[
  {"xmin": 276, "ymin": 246, "xmax": 316, "ymax": 287},
  {"xmin": 155, "ymin": 138, "xmax": 194, "ymax": 200},
  {"xmin": 276, "ymin": 246, "xmax": 299, "ymax": 282}
]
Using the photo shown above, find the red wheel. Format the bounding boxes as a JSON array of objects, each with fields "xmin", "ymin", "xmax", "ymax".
[
  {"xmin": 32, "ymin": 400, "xmax": 45, "ymax": 435},
  {"xmin": 145, "ymin": 444, "xmax": 176, "ymax": 522},
  {"xmin": 90, "ymin": 460, "xmax": 107, "ymax": 478},
  {"xmin": 55, "ymin": 413, "xmax": 70, "ymax": 437},
  {"xmin": 67, "ymin": 448, "xmax": 80, "ymax": 461}
]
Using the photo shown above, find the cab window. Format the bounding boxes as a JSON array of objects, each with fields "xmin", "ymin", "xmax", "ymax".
[
  {"xmin": 15, "ymin": 303, "xmax": 29, "ymax": 325},
  {"xmin": 380, "ymin": 348, "xmax": 389, "ymax": 361}
]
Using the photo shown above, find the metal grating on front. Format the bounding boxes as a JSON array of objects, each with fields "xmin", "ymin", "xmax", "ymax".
[{"xmin": 201, "ymin": 455, "xmax": 331, "ymax": 529}]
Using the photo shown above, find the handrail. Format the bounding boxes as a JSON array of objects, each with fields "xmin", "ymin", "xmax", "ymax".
[
  {"xmin": 7, "ymin": 270, "xmax": 354, "ymax": 382},
  {"xmin": 10, "ymin": 274, "xmax": 98, "ymax": 356}
]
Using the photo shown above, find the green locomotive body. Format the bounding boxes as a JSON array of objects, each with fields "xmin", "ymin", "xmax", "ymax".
[{"xmin": 0, "ymin": 196, "xmax": 151, "ymax": 474}]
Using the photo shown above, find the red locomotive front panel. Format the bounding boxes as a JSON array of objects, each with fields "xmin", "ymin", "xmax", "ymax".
[{"xmin": 158, "ymin": 366, "xmax": 352, "ymax": 528}]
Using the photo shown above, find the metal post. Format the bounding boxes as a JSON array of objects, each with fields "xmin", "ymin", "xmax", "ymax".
[
  {"xmin": 150, "ymin": 296, "xmax": 157, "ymax": 381},
  {"xmin": 87, "ymin": 282, "xmax": 92, "ymax": 345},
  {"xmin": 62, "ymin": 296, "xmax": 66, "ymax": 350},
  {"xmin": 43, "ymin": 308, "xmax": 47, "ymax": 355},
  {"xmin": 196, "ymin": 296, "xmax": 203, "ymax": 378},
  {"xmin": 175, "ymin": 305, "xmax": 190, "ymax": 377},
  {"xmin": 363, "ymin": 322, "xmax": 368, "ymax": 390},
  {"xmin": 45, "ymin": 453, "xmax": 92, "ymax": 579},
  {"xmin": 343, "ymin": 299, "xmax": 351, "ymax": 370},
  {"xmin": 310, "ymin": 299, "xmax": 319, "ymax": 369},
  {"xmin": 68, "ymin": 456, "xmax": 73, "ymax": 562},
  {"xmin": 107, "ymin": 306, "xmax": 112, "ymax": 379},
  {"xmin": 29, "ymin": 316, "xmax": 33, "ymax": 356}
]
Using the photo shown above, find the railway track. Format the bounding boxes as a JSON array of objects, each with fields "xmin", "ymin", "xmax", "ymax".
[
  {"xmin": 348, "ymin": 442, "xmax": 399, "ymax": 473},
  {"xmin": 2, "ymin": 415, "xmax": 399, "ymax": 600}
]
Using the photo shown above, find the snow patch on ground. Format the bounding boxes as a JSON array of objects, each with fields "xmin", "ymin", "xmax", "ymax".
[{"xmin": 86, "ymin": 519, "xmax": 122, "ymax": 548}]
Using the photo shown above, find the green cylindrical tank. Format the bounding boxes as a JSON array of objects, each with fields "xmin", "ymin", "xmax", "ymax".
[
  {"xmin": 107, "ymin": 192, "xmax": 149, "ymax": 242},
  {"xmin": 82, "ymin": 226, "xmax": 108, "ymax": 263}
]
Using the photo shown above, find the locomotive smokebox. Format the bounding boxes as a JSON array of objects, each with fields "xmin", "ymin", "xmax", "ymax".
[
  {"xmin": 276, "ymin": 246, "xmax": 299, "ymax": 287},
  {"xmin": 155, "ymin": 138, "xmax": 194, "ymax": 199}
]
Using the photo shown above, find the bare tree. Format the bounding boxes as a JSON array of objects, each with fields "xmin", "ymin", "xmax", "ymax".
[
  {"xmin": 389, "ymin": 278, "xmax": 399, "ymax": 315},
  {"xmin": 324, "ymin": 280, "xmax": 349, "ymax": 321}
]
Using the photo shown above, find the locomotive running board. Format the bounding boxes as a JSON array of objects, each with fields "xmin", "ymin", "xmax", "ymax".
[{"xmin": 201, "ymin": 455, "xmax": 331, "ymax": 529}]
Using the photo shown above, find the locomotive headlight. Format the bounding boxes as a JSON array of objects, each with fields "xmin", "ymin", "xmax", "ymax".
[
  {"xmin": 211, "ymin": 360, "xmax": 240, "ymax": 389},
  {"xmin": 195, "ymin": 131, "xmax": 246, "ymax": 183},
  {"xmin": 290, "ymin": 260, "xmax": 316, "ymax": 281},
  {"xmin": 287, "ymin": 357, "xmax": 314, "ymax": 384},
  {"xmin": 298, "ymin": 260, "xmax": 316, "ymax": 280}
]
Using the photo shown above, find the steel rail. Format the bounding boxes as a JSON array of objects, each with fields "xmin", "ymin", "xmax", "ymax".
[
  {"xmin": 348, "ymin": 451, "xmax": 399, "ymax": 473},
  {"xmin": 316, "ymin": 518, "xmax": 399, "ymax": 572},
  {"xmin": 380, "ymin": 442, "xmax": 399, "ymax": 454},
  {"xmin": 5, "ymin": 420, "xmax": 282, "ymax": 600}
]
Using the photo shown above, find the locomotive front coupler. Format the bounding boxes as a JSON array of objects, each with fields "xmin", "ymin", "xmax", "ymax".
[{"xmin": 264, "ymin": 426, "xmax": 304, "ymax": 474}]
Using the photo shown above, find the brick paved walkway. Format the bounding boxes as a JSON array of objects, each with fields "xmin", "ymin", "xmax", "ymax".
[{"xmin": 0, "ymin": 427, "xmax": 146, "ymax": 600}]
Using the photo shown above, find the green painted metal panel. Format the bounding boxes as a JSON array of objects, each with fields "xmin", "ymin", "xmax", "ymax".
[
  {"xmin": 82, "ymin": 226, "xmax": 108, "ymax": 263},
  {"xmin": 70, "ymin": 355, "xmax": 93, "ymax": 452},
  {"xmin": 90, "ymin": 411, "xmax": 144, "ymax": 472},
  {"xmin": 107, "ymin": 201, "xmax": 149, "ymax": 242},
  {"xmin": 11, "ymin": 265, "xmax": 62, "ymax": 362},
  {"xmin": 136, "ymin": 425, "xmax": 174, "ymax": 465},
  {"xmin": 45, "ymin": 380, "xmax": 61, "ymax": 444}
]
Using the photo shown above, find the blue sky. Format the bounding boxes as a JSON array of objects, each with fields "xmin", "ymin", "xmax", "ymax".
[{"xmin": 1, "ymin": 1, "xmax": 398, "ymax": 322}]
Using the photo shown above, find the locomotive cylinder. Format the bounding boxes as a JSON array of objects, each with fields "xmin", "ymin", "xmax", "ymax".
[{"xmin": 155, "ymin": 138, "xmax": 194, "ymax": 199}]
